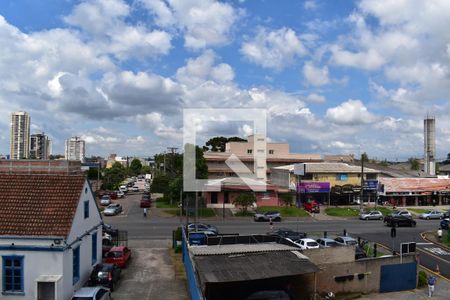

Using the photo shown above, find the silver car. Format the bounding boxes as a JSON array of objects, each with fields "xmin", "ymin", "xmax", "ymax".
[
  {"xmin": 359, "ymin": 210, "xmax": 383, "ymax": 220},
  {"xmin": 334, "ymin": 236, "xmax": 358, "ymax": 246},
  {"xmin": 419, "ymin": 210, "xmax": 443, "ymax": 220},
  {"xmin": 103, "ymin": 204, "xmax": 122, "ymax": 216},
  {"xmin": 72, "ymin": 287, "xmax": 111, "ymax": 300},
  {"xmin": 254, "ymin": 211, "xmax": 281, "ymax": 222}
]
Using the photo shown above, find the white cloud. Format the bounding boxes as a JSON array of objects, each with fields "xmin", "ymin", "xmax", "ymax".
[
  {"xmin": 306, "ymin": 93, "xmax": 326, "ymax": 103},
  {"xmin": 326, "ymin": 99, "xmax": 378, "ymax": 125},
  {"xmin": 303, "ymin": 61, "xmax": 330, "ymax": 86},
  {"xmin": 330, "ymin": 46, "xmax": 385, "ymax": 71},
  {"xmin": 304, "ymin": 1, "xmax": 318, "ymax": 10},
  {"xmin": 241, "ymin": 27, "xmax": 307, "ymax": 70}
]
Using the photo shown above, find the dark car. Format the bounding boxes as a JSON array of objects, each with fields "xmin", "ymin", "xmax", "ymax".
[
  {"xmin": 140, "ymin": 199, "xmax": 152, "ymax": 208},
  {"xmin": 88, "ymin": 263, "xmax": 121, "ymax": 291},
  {"xmin": 187, "ymin": 223, "xmax": 218, "ymax": 235},
  {"xmin": 440, "ymin": 218, "xmax": 450, "ymax": 230},
  {"xmin": 269, "ymin": 228, "xmax": 307, "ymax": 240},
  {"xmin": 385, "ymin": 215, "xmax": 416, "ymax": 227},
  {"xmin": 102, "ymin": 224, "xmax": 118, "ymax": 237},
  {"xmin": 442, "ymin": 210, "xmax": 450, "ymax": 219},
  {"xmin": 142, "ymin": 194, "xmax": 151, "ymax": 200},
  {"xmin": 254, "ymin": 211, "xmax": 281, "ymax": 222},
  {"xmin": 355, "ymin": 246, "xmax": 368, "ymax": 260}
]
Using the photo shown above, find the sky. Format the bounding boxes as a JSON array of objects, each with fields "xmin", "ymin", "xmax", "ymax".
[{"xmin": 1, "ymin": 0, "xmax": 449, "ymax": 160}]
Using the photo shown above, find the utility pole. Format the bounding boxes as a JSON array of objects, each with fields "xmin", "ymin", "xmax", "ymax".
[{"xmin": 360, "ymin": 154, "xmax": 364, "ymax": 212}]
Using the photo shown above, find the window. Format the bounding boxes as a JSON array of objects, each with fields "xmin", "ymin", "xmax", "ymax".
[
  {"xmin": 84, "ymin": 201, "xmax": 89, "ymax": 219},
  {"xmin": 336, "ymin": 174, "xmax": 348, "ymax": 181},
  {"xmin": 92, "ymin": 232, "xmax": 97, "ymax": 265},
  {"xmin": 269, "ymin": 150, "xmax": 274, "ymax": 154},
  {"xmin": 73, "ymin": 247, "xmax": 80, "ymax": 285},
  {"xmin": 2, "ymin": 256, "xmax": 24, "ymax": 294},
  {"xmin": 257, "ymin": 138, "xmax": 265, "ymax": 142},
  {"xmin": 247, "ymin": 149, "xmax": 253, "ymax": 154}
]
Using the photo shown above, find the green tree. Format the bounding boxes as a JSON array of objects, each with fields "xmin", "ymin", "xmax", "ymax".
[
  {"xmin": 203, "ymin": 136, "xmax": 247, "ymax": 152},
  {"xmin": 279, "ymin": 193, "xmax": 294, "ymax": 207},
  {"xmin": 141, "ymin": 165, "xmax": 151, "ymax": 174},
  {"xmin": 129, "ymin": 158, "xmax": 142, "ymax": 176},
  {"xmin": 232, "ymin": 193, "xmax": 256, "ymax": 213},
  {"xmin": 102, "ymin": 162, "xmax": 126, "ymax": 190},
  {"xmin": 152, "ymin": 174, "xmax": 170, "ymax": 194},
  {"xmin": 361, "ymin": 152, "xmax": 369, "ymax": 162},
  {"xmin": 85, "ymin": 168, "xmax": 101, "ymax": 180},
  {"xmin": 408, "ymin": 157, "xmax": 420, "ymax": 170}
]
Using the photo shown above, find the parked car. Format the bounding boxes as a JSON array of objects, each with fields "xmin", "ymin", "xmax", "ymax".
[
  {"xmin": 105, "ymin": 246, "xmax": 131, "ymax": 268},
  {"xmin": 140, "ymin": 199, "xmax": 152, "ymax": 208},
  {"xmin": 102, "ymin": 238, "xmax": 114, "ymax": 257},
  {"xmin": 334, "ymin": 236, "xmax": 358, "ymax": 246},
  {"xmin": 119, "ymin": 185, "xmax": 128, "ymax": 193},
  {"xmin": 383, "ymin": 210, "xmax": 412, "ymax": 223},
  {"xmin": 419, "ymin": 210, "xmax": 444, "ymax": 220},
  {"xmin": 72, "ymin": 287, "xmax": 111, "ymax": 300},
  {"xmin": 289, "ymin": 238, "xmax": 320, "ymax": 250},
  {"xmin": 254, "ymin": 211, "xmax": 281, "ymax": 222},
  {"xmin": 100, "ymin": 195, "xmax": 111, "ymax": 206},
  {"xmin": 269, "ymin": 228, "xmax": 306, "ymax": 240},
  {"xmin": 385, "ymin": 215, "xmax": 416, "ymax": 227},
  {"xmin": 187, "ymin": 223, "xmax": 218, "ymax": 235},
  {"xmin": 440, "ymin": 218, "xmax": 450, "ymax": 230},
  {"xmin": 109, "ymin": 191, "xmax": 118, "ymax": 200},
  {"xmin": 88, "ymin": 263, "xmax": 121, "ymax": 291},
  {"xmin": 102, "ymin": 224, "xmax": 118, "ymax": 237},
  {"xmin": 355, "ymin": 246, "xmax": 368, "ymax": 260},
  {"xmin": 131, "ymin": 186, "xmax": 139, "ymax": 192},
  {"xmin": 142, "ymin": 194, "xmax": 151, "ymax": 200},
  {"xmin": 443, "ymin": 209, "xmax": 450, "ymax": 219},
  {"xmin": 117, "ymin": 190, "xmax": 125, "ymax": 198},
  {"xmin": 360, "ymin": 210, "xmax": 383, "ymax": 220},
  {"xmin": 316, "ymin": 238, "xmax": 339, "ymax": 248},
  {"xmin": 303, "ymin": 201, "xmax": 320, "ymax": 213},
  {"xmin": 103, "ymin": 204, "xmax": 123, "ymax": 216}
]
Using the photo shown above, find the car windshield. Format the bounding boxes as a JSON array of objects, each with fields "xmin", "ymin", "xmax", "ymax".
[
  {"xmin": 307, "ymin": 242, "xmax": 318, "ymax": 247},
  {"xmin": 108, "ymin": 251, "xmax": 122, "ymax": 258}
]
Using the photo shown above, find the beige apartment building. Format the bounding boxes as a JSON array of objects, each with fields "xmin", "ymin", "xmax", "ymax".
[
  {"xmin": 10, "ymin": 111, "xmax": 30, "ymax": 160},
  {"xmin": 204, "ymin": 134, "xmax": 322, "ymax": 180}
]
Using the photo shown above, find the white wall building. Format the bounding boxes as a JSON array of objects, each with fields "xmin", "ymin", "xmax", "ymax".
[
  {"xmin": 10, "ymin": 112, "xmax": 30, "ymax": 160},
  {"xmin": 0, "ymin": 174, "xmax": 102, "ymax": 300},
  {"xmin": 65, "ymin": 136, "xmax": 86, "ymax": 163}
]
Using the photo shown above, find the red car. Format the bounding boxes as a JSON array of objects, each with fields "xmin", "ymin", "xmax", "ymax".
[
  {"xmin": 105, "ymin": 246, "xmax": 131, "ymax": 268},
  {"xmin": 303, "ymin": 201, "xmax": 320, "ymax": 213},
  {"xmin": 140, "ymin": 199, "xmax": 152, "ymax": 208}
]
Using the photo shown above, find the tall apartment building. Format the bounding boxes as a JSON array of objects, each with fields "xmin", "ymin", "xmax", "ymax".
[
  {"xmin": 30, "ymin": 133, "xmax": 52, "ymax": 160},
  {"xmin": 65, "ymin": 136, "xmax": 85, "ymax": 162},
  {"xmin": 10, "ymin": 111, "xmax": 30, "ymax": 160}
]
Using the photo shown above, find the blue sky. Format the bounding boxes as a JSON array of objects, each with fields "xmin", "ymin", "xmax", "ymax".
[{"xmin": 0, "ymin": 0, "xmax": 449, "ymax": 160}]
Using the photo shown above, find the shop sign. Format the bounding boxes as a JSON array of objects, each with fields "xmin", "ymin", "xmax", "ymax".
[
  {"xmin": 297, "ymin": 182, "xmax": 330, "ymax": 193},
  {"xmin": 363, "ymin": 180, "xmax": 378, "ymax": 190}
]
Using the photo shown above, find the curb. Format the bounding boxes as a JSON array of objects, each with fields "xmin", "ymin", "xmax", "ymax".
[{"xmin": 420, "ymin": 231, "xmax": 450, "ymax": 252}]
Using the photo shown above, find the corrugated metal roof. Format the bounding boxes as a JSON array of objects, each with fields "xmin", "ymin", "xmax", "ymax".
[
  {"xmin": 190, "ymin": 242, "xmax": 303, "ymax": 256},
  {"xmin": 302, "ymin": 163, "xmax": 379, "ymax": 173},
  {"xmin": 380, "ymin": 178, "xmax": 450, "ymax": 192}
]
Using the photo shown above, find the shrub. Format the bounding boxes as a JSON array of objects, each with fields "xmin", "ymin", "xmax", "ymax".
[
  {"xmin": 418, "ymin": 271, "xmax": 427, "ymax": 288},
  {"xmin": 174, "ymin": 245, "xmax": 182, "ymax": 253}
]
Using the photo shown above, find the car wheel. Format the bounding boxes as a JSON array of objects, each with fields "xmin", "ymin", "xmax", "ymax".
[
  {"xmin": 426, "ymin": 216, "xmax": 430, "ymax": 220},
  {"xmin": 365, "ymin": 217, "xmax": 369, "ymax": 221}
]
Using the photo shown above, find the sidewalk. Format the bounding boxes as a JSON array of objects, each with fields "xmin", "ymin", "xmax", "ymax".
[{"xmin": 359, "ymin": 274, "xmax": 450, "ymax": 299}]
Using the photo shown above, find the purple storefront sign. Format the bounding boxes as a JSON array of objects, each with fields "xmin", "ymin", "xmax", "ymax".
[{"xmin": 297, "ymin": 182, "xmax": 330, "ymax": 193}]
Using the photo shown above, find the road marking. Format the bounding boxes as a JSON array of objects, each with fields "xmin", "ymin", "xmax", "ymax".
[
  {"xmin": 423, "ymin": 247, "xmax": 450, "ymax": 256},
  {"xmin": 416, "ymin": 242, "xmax": 433, "ymax": 245},
  {"xmin": 417, "ymin": 248, "xmax": 450, "ymax": 264}
]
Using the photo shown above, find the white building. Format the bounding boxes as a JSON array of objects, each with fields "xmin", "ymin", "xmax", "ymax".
[
  {"xmin": 0, "ymin": 174, "xmax": 102, "ymax": 300},
  {"xmin": 65, "ymin": 136, "xmax": 86, "ymax": 162},
  {"xmin": 10, "ymin": 112, "xmax": 30, "ymax": 160}
]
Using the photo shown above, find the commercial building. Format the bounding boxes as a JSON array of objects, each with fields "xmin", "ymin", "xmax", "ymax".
[
  {"xmin": 65, "ymin": 136, "xmax": 86, "ymax": 162},
  {"xmin": 30, "ymin": 132, "xmax": 52, "ymax": 160},
  {"xmin": 10, "ymin": 111, "xmax": 30, "ymax": 160}
]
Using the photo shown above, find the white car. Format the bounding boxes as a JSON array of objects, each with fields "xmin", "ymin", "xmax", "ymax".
[
  {"xmin": 72, "ymin": 287, "xmax": 111, "ymax": 300},
  {"xmin": 117, "ymin": 190, "xmax": 125, "ymax": 198},
  {"xmin": 290, "ymin": 238, "xmax": 320, "ymax": 250},
  {"xmin": 131, "ymin": 186, "xmax": 139, "ymax": 192},
  {"xmin": 359, "ymin": 211, "xmax": 383, "ymax": 220},
  {"xmin": 119, "ymin": 185, "xmax": 128, "ymax": 193},
  {"xmin": 100, "ymin": 195, "xmax": 111, "ymax": 206}
]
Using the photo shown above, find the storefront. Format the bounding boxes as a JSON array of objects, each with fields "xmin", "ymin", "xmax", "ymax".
[{"xmin": 297, "ymin": 182, "xmax": 330, "ymax": 205}]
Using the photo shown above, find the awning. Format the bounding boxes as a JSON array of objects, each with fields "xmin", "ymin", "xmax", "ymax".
[{"xmin": 194, "ymin": 250, "xmax": 319, "ymax": 283}]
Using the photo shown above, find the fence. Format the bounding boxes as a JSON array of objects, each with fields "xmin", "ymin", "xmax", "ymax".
[{"xmin": 182, "ymin": 227, "xmax": 203, "ymax": 300}]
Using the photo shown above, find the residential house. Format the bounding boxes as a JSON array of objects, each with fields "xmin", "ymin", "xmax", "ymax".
[{"xmin": 0, "ymin": 174, "xmax": 102, "ymax": 300}]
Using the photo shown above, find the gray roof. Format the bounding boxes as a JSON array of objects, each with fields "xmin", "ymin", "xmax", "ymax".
[
  {"xmin": 194, "ymin": 250, "xmax": 319, "ymax": 283},
  {"xmin": 295, "ymin": 162, "xmax": 379, "ymax": 174},
  {"xmin": 189, "ymin": 243, "xmax": 303, "ymax": 256},
  {"xmin": 440, "ymin": 164, "xmax": 450, "ymax": 172}
]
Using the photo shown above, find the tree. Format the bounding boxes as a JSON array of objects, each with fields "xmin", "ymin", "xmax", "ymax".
[
  {"xmin": 279, "ymin": 193, "xmax": 294, "ymax": 207},
  {"xmin": 232, "ymin": 193, "xmax": 256, "ymax": 213},
  {"xmin": 408, "ymin": 157, "xmax": 420, "ymax": 171},
  {"xmin": 203, "ymin": 136, "xmax": 247, "ymax": 152},
  {"xmin": 361, "ymin": 152, "xmax": 369, "ymax": 162},
  {"xmin": 102, "ymin": 163, "xmax": 126, "ymax": 190},
  {"xmin": 85, "ymin": 168, "xmax": 101, "ymax": 180},
  {"xmin": 129, "ymin": 158, "xmax": 142, "ymax": 176},
  {"xmin": 151, "ymin": 174, "xmax": 170, "ymax": 194}
]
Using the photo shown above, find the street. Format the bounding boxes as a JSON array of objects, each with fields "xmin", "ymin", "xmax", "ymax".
[{"xmin": 105, "ymin": 192, "xmax": 450, "ymax": 280}]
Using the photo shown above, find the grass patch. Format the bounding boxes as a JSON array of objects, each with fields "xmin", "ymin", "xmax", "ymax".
[
  {"xmin": 156, "ymin": 200, "xmax": 179, "ymax": 208},
  {"xmin": 325, "ymin": 207, "xmax": 359, "ymax": 217},
  {"xmin": 367, "ymin": 207, "xmax": 394, "ymax": 216},
  {"xmin": 408, "ymin": 208, "xmax": 429, "ymax": 214},
  {"xmin": 363, "ymin": 243, "xmax": 386, "ymax": 257},
  {"xmin": 418, "ymin": 271, "xmax": 427, "ymax": 288},
  {"xmin": 256, "ymin": 206, "xmax": 310, "ymax": 217},
  {"xmin": 234, "ymin": 211, "xmax": 255, "ymax": 217},
  {"xmin": 162, "ymin": 208, "xmax": 216, "ymax": 218},
  {"xmin": 425, "ymin": 230, "xmax": 450, "ymax": 248}
]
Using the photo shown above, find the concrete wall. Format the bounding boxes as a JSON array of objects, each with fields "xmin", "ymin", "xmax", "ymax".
[
  {"xmin": 303, "ymin": 247, "xmax": 416, "ymax": 295},
  {"xmin": 204, "ymin": 191, "xmax": 279, "ymax": 207}
]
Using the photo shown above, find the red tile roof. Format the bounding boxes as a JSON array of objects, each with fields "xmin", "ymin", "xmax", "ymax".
[
  {"xmin": 380, "ymin": 178, "xmax": 450, "ymax": 192},
  {"xmin": 0, "ymin": 174, "xmax": 86, "ymax": 238}
]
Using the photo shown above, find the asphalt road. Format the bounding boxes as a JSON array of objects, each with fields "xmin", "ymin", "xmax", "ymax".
[{"xmin": 105, "ymin": 192, "xmax": 450, "ymax": 279}]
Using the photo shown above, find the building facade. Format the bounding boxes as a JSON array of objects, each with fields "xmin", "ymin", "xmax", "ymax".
[
  {"xmin": 424, "ymin": 117, "xmax": 436, "ymax": 176},
  {"xmin": 10, "ymin": 112, "xmax": 30, "ymax": 160},
  {"xmin": 65, "ymin": 136, "xmax": 86, "ymax": 162},
  {"xmin": 30, "ymin": 133, "xmax": 51, "ymax": 160}
]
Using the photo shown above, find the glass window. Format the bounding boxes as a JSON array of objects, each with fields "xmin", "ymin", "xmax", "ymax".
[
  {"xmin": 2, "ymin": 256, "xmax": 24, "ymax": 293},
  {"xmin": 84, "ymin": 201, "xmax": 89, "ymax": 219},
  {"xmin": 269, "ymin": 150, "xmax": 274, "ymax": 154},
  {"xmin": 73, "ymin": 247, "xmax": 80, "ymax": 285},
  {"xmin": 92, "ymin": 232, "xmax": 98, "ymax": 265},
  {"xmin": 247, "ymin": 149, "xmax": 253, "ymax": 154}
]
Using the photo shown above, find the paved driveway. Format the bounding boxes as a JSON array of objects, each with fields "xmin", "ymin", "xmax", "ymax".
[{"xmin": 112, "ymin": 248, "xmax": 187, "ymax": 300}]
